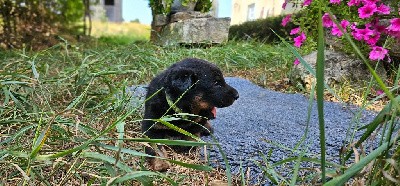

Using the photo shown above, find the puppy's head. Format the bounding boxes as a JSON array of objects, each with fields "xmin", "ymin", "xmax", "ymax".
[{"xmin": 164, "ymin": 58, "xmax": 239, "ymax": 119}]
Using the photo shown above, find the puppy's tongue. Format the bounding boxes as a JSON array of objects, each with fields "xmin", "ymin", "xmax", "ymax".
[{"xmin": 211, "ymin": 107, "xmax": 217, "ymax": 118}]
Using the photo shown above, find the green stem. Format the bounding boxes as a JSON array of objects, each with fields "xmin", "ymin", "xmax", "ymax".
[{"xmin": 316, "ymin": 3, "xmax": 326, "ymax": 183}]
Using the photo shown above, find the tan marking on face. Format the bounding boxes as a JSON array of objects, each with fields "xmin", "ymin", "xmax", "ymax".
[{"xmin": 192, "ymin": 94, "xmax": 211, "ymax": 115}]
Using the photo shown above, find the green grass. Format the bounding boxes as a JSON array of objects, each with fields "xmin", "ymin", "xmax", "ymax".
[
  {"xmin": 1, "ymin": 22, "xmax": 399, "ymax": 184},
  {"xmin": 90, "ymin": 21, "xmax": 150, "ymax": 44},
  {"xmin": 97, "ymin": 35, "xmax": 148, "ymax": 45},
  {"xmin": 0, "ymin": 39, "xmax": 294, "ymax": 185}
]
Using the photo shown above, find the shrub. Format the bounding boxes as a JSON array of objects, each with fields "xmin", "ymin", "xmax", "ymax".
[
  {"xmin": 229, "ymin": 13, "xmax": 301, "ymax": 43},
  {"xmin": 0, "ymin": 0, "xmax": 85, "ymax": 50}
]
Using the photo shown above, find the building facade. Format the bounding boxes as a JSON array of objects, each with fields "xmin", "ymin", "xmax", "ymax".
[
  {"xmin": 230, "ymin": 0, "xmax": 300, "ymax": 25},
  {"xmin": 91, "ymin": 0, "xmax": 123, "ymax": 22}
]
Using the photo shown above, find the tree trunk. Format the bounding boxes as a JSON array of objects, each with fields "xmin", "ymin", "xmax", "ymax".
[{"xmin": 83, "ymin": 0, "xmax": 91, "ymax": 36}]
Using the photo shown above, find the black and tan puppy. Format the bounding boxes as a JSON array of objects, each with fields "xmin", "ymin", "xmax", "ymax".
[{"xmin": 142, "ymin": 58, "xmax": 239, "ymax": 171}]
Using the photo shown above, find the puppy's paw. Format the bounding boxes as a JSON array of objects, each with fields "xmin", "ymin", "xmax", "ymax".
[{"xmin": 150, "ymin": 158, "xmax": 171, "ymax": 172}]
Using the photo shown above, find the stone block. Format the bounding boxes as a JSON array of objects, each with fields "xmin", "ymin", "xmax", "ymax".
[
  {"xmin": 154, "ymin": 17, "xmax": 231, "ymax": 46},
  {"xmin": 292, "ymin": 50, "xmax": 387, "ymax": 88},
  {"xmin": 170, "ymin": 11, "xmax": 212, "ymax": 22}
]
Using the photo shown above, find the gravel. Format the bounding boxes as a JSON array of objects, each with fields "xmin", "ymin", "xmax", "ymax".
[
  {"xmin": 201, "ymin": 77, "xmax": 378, "ymax": 184},
  {"xmin": 129, "ymin": 77, "xmax": 379, "ymax": 184}
]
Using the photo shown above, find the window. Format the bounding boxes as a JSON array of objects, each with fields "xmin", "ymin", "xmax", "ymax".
[
  {"xmin": 105, "ymin": 0, "xmax": 114, "ymax": 5},
  {"xmin": 247, "ymin": 3, "xmax": 255, "ymax": 21}
]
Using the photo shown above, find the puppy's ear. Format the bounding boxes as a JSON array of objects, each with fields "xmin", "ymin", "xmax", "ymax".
[{"xmin": 167, "ymin": 67, "xmax": 198, "ymax": 92}]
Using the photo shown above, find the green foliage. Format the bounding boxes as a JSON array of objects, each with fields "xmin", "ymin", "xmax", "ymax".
[
  {"xmin": 131, "ymin": 18, "xmax": 141, "ymax": 23},
  {"xmin": 194, "ymin": 0, "xmax": 213, "ymax": 13},
  {"xmin": 58, "ymin": 0, "xmax": 85, "ymax": 24},
  {"xmin": 0, "ymin": 0, "xmax": 84, "ymax": 49},
  {"xmin": 148, "ymin": 0, "xmax": 212, "ymax": 15},
  {"xmin": 98, "ymin": 35, "xmax": 148, "ymax": 45},
  {"xmin": 228, "ymin": 14, "xmax": 299, "ymax": 43}
]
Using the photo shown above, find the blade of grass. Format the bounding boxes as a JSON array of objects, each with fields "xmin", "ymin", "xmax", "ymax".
[
  {"xmin": 239, "ymin": 160, "xmax": 246, "ymax": 186},
  {"xmin": 81, "ymin": 151, "xmax": 153, "ymax": 185},
  {"xmin": 316, "ymin": 3, "xmax": 326, "ymax": 183},
  {"xmin": 34, "ymin": 87, "xmax": 158, "ymax": 160},
  {"xmin": 294, "ymin": 81, "xmax": 315, "ymax": 150},
  {"xmin": 11, "ymin": 163, "xmax": 30, "ymax": 182},
  {"xmin": 272, "ymin": 156, "xmax": 343, "ymax": 169},
  {"xmin": 345, "ymin": 95, "xmax": 400, "ymax": 160},
  {"xmin": 290, "ymin": 149, "xmax": 308, "ymax": 186},
  {"xmin": 290, "ymin": 82, "xmax": 316, "ymax": 185},
  {"xmin": 30, "ymin": 79, "xmax": 93, "ymax": 159},
  {"xmin": 0, "ymin": 125, "xmax": 35, "ymax": 145},
  {"xmin": 122, "ymin": 138, "xmax": 214, "ymax": 146},
  {"xmin": 107, "ymin": 171, "xmax": 177, "ymax": 186},
  {"xmin": 95, "ymin": 142, "xmax": 213, "ymax": 171},
  {"xmin": 199, "ymin": 129, "xmax": 233, "ymax": 185},
  {"xmin": 35, "ymin": 117, "xmax": 141, "ymax": 160},
  {"xmin": 81, "ymin": 151, "xmax": 133, "ymax": 173},
  {"xmin": 114, "ymin": 120, "xmax": 125, "ymax": 175},
  {"xmin": 153, "ymin": 118, "xmax": 204, "ymax": 142},
  {"xmin": 325, "ymin": 141, "xmax": 390, "ymax": 185}
]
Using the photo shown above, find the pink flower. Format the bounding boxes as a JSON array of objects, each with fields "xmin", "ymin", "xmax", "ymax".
[
  {"xmin": 387, "ymin": 18, "xmax": 400, "ymax": 32},
  {"xmin": 369, "ymin": 46, "xmax": 388, "ymax": 61},
  {"xmin": 294, "ymin": 58, "xmax": 300, "ymax": 66},
  {"xmin": 351, "ymin": 23, "xmax": 357, "ymax": 30},
  {"xmin": 376, "ymin": 89, "xmax": 384, "ymax": 96},
  {"xmin": 362, "ymin": 0, "xmax": 380, "ymax": 4},
  {"xmin": 366, "ymin": 32, "xmax": 380, "ymax": 46},
  {"xmin": 331, "ymin": 19, "xmax": 350, "ymax": 37},
  {"xmin": 294, "ymin": 32, "xmax": 306, "ymax": 48},
  {"xmin": 290, "ymin": 27, "xmax": 300, "ymax": 35},
  {"xmin": 351, "ymin": 27, "xmax": 374, "ymax": 41},
  {"xmin": 281, "ymin": 14, "xmax": 292, "ymax": 26},
  {"xmin": 377, "ymin": 4, "xmax": 390, "ymax": 15},
  {"xmin": 340, "ymin": 19, "xmax": 350, "ymax": 28},
  {"xmin": 322, "ymin": 13, "xmax": 334, "ymax": 28},
  {"xmin": 330, "ymin": 0, "xmax": 341, "ymax": 4},
  {"xmin": 370, "ymin": 18, "xmax": 386, "ymax": 33},
  {"xmin": 358, "ymin": 3, "xmax": 377, "ymax": 19},
  {"xmin": 303, "ymin": 0, "xmax": 312, "ymax": 6},
  {"xmin": 347, "ymin": 0, "xmax": 360, "ymax": 6}
]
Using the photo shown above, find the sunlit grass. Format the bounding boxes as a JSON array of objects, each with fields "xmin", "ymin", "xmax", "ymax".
[{"xmin": 90, "ymin": 21, "xmax": 151, "ymax": 44}]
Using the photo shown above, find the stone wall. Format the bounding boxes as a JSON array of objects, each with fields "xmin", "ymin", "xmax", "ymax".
[{"xmin": 152, "ymin": 11, "xmax": 230, "ymax": 46}]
